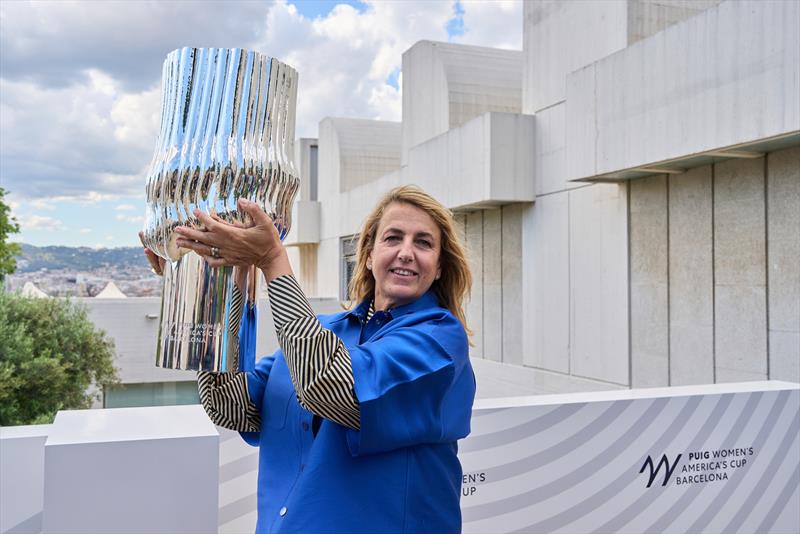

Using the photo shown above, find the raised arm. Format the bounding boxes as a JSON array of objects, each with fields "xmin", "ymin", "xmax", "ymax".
[
  {"xmin": 267, "ymin": 274, "xmax": 360, "ymax": 429},
  {"xmin": 174, "ymin": 199, "xmax": 361, "ymax": 430}
]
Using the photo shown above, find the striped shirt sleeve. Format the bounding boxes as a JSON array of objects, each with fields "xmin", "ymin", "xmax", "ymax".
[
  {"xmin": 268, "ymin": 275, "xmax": 361, "ymax": 430},
  {"xmin": 197, "ymin": 370, "xmax": 261, "ymax": 432},
  {"xmin": 196, "ymin": 282, "xmax": 261, "ymax": 432}
]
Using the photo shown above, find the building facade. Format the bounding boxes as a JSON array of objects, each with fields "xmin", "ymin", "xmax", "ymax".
[{"xmin": 284, "ymin": 0, "xmax": 800, "ymax": 395}]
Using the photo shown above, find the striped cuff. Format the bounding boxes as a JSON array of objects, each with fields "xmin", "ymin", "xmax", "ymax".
[
  {"xmin": 197, "ymin": 371, "xmax": 261, "ymax": 432},
  {"xmin": 280, "ymin": 321, "xmax": 361, "ymax": 429}
]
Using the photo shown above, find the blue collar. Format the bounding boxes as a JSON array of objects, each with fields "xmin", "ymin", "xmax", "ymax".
[
  {"xmin": 338, "ymin": 290, "xmax": 440, "ymax": 323},
  {"xmin": 349, "ymin": 298, "xmax": 373, "ymax": 323}
]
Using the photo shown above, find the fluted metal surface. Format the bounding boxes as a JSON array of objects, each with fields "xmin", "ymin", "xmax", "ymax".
[{"xmin": 143, "ymin": 47, "xmax": 299, "ymax": 371}]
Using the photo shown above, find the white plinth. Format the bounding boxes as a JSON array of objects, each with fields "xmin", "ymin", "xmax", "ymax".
[
  {"xmin": 42, "ymin": 405, "xmax": 219, "ymax": 534},
  {"xmin": 0, "ymin": 424, "xmax": 51, "ymax": 534}
]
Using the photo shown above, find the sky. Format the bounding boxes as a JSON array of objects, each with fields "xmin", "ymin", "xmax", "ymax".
[{"xmin": 0, "ymin": 0, "xmax": 522, "ymax": 248}]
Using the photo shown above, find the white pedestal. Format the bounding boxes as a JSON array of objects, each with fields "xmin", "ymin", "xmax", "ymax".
[
  {"xmin": 42, "ymin": 405, "xmax": 219, "ymax": 534},
  {"xmin": 0, "ymin": 424, "xmax": 51, "ymax": 534}
]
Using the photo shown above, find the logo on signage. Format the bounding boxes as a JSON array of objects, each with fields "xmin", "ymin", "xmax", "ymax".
[
  {"xmin": 640, "ymin": 454, "xmax": 683, "ymax": 488},
  {"xmin": 640, "ymin": 447, "xmax": 755, "ymax": 487}
]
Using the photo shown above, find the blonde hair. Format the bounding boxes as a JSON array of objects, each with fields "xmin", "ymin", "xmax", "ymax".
[{"xmin": 347, "ymin": 185, "xmax": 472, "ymax": 336}]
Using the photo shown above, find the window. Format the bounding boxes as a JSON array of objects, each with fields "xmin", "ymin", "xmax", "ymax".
[
  {"xmin": 104, "ymin": 381, "xmax": 200, "ymax": 409},
  {"xmin": 309, "ymin": 144, "xmax": 318, "ymax": 201},
  {"xmin": 340, "ymin": 234, "xmax": 358, "ymax": 300}
]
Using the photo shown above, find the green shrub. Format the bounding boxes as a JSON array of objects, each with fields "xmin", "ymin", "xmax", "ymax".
[
  {"xmin": 0, "ymin": 292, "xmax": 118, "ymax": 425},
  {"xmin": 0, "ymin": 187, "xmax": 20, "ymax": 283}
]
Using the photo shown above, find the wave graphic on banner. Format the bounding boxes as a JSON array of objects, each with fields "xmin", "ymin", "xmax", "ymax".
[
  {"xmin": 719, "ymin": 398, "xmax": 797, "ymax": 533},
  {"xmin": 463, "ymin": 397, "xmax": 673, "ymax": 524},
  {"xmin": 212, "ymin": 384, "xmax": 799, "ymax": 534},
  {"xmin": 605, "ymin": 392, "xmax": 763, "ymax": 534},
  {"xmin": 640, "ymin": 392, "xmax": 766, "ymax": 533},
  {"xmin": 460, "ymin": 388, "xmax": 799, "ymax": 534},
  {"xmin": 461, "ymin": 403, "xmax": 588, "ymax": 453}
]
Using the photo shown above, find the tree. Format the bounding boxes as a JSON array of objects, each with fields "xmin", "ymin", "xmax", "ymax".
[
  {"xmin": 0, "ymin": 292, "xmax": 119, "ymax": 425},
  {"xmin": 0, "ymin": 187, "xmax": 21, "ymax": 283}
]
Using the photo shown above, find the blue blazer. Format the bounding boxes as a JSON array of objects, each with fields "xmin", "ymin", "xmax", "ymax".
[{"xmin": 241, "ymin": 290, "xmax": 476, "ymax": 533}]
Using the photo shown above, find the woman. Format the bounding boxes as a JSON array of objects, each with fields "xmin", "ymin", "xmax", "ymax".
[{"xmin": 146, "ymin": 185, "xmax": 475, "ymax": 533}]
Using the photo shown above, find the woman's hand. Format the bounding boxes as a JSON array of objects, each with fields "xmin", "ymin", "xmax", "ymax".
[
  {"xmin": 139, "ymin": 231, "xmax": 165, "ymax": 276},
  {"xmin": 174, "ymin": 198, "xmax": 288, "ymax": 276}
]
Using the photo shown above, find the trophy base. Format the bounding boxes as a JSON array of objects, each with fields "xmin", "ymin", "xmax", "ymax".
[{"xmin": 155, "ymin": 252, "xmax": 256, "ymax": 372}]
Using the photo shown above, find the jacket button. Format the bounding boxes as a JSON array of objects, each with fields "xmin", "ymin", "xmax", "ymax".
[
  {"xmin": 302, "ymin": 422, "xmax": 310, "ymax": 431},
  {"xmin": 279, "ymin": 507, "xmax": 287, "ymax": 517}
]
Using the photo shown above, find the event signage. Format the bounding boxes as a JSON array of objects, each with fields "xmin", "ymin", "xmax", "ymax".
[{"xmin": 458, "ymin": 381, "xmax": 799, "ymax": 534}]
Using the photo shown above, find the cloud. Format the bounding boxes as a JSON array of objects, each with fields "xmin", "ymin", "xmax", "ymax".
[
  {"xmin": 1, "ymin": 0, "xmax": 521, "ymax": 212},
  {"xmin": 0, "ymin": 1, "xmax": 273, "ymax": 91},
  {"xmin": 0, "ymin": 74, "xmax": 155, "ymax": 200},
  {"xmin": 81, "ymin": 191, "xmax": 130, "ymax": 204},
  {"xmin": 21, "ymin": 215, "xmax": 65, "ymax": 231},
  {"xmin": 115, "ymin": 214, "xmax": 144, "ymax": 224},
  {"xmin": 80, "ymin": 228, "xmax": 92, "ymax": 234},
  {"xmin": 252, "ymin": 0, "xmax": 453, "ymax": 136},
  {"xmin": 30, "ymin": 199, "xmax": 56, "ymax": 210},
  {"xmin": 452, "ymin": 1, "xmax": 522, "ymax": 50},
  {"xmin": 115, "ymin": 204, "xmax": 136, "ymax": 211}
]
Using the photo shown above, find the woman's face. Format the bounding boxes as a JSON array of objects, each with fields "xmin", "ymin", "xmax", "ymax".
[{"xmin": 368, "ymin": 202, "xmax": 442, "ymax": 311}]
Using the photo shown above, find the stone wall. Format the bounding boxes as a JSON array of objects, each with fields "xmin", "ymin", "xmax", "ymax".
[{"xmin": 630, "ymin": 146, "xmax": 800, "ymax": 385}]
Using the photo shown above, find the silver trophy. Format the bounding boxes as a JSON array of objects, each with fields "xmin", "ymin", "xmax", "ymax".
[{"xmin": 142, "ymin": 47, "xmax": 299, "ymax": 371}]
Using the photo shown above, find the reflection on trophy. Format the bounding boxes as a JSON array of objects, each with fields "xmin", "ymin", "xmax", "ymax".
[{"xmin": 142, "ymin": 47, "xmax": 299, "ymax": 372}]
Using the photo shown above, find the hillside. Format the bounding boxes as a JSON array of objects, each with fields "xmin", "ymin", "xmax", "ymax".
[{"xmin": 15, "ymin": 243, "xmax": 145, "ymax": 272}]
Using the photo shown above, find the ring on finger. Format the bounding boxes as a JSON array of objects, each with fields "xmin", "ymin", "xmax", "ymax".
[{"xmin": 210, "ymin": 246, "xmax": 221, "ymax": 259}]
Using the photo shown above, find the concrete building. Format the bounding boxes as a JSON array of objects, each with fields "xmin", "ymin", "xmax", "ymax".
[
  {"xmin": 81, "ymin": 295, "xmax": 342, "ymax": 408},
  {"xmin": 283, "ymin": 0, "xmax": 799, "ymax": 395},
  {"xmin": 66, "ymin": 0, "xmax": 799, "ymax": 407}
]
